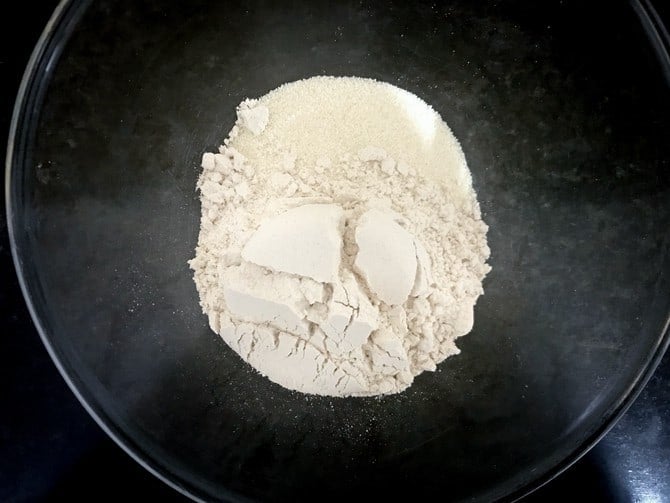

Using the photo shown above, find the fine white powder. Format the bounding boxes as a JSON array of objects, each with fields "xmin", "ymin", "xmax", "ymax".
[{"xmin": 189, "ymin": 76, "xmax": 491, "ymax": 397}]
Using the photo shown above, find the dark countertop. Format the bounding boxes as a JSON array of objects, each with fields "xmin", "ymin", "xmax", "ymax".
[{"xmin": 1, "ymin": 2, "xmax": 668, "ymax": 502}]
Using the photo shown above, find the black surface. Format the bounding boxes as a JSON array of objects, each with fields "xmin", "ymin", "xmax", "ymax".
[{"xmin": 2, "ymin": 1, "xmax": 669, "ymax": 502}]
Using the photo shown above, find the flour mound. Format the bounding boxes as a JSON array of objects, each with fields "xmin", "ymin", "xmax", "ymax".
[{"xmin": 190, "ymin": 76, "xmax": 491, "ymax": 397}]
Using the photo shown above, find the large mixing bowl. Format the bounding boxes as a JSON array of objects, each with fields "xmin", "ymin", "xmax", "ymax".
[{"xmin": 7, "ymin": 0, "xmax": 670, "ymax": 501}]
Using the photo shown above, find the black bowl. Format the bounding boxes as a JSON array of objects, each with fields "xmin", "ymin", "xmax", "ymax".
[{"xmin": 6, "ymin": 0, "xmax": 670, "ymax": 501}]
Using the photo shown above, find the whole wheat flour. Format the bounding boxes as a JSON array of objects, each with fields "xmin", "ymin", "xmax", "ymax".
[{"xmin": 189, "ymin": 76, "xmax": 491, "ymax": 397}]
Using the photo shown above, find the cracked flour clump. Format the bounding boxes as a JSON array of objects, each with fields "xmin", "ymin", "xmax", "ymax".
[{"xmin": 189, "ymin": 76, "xmax": 491, "ymax": 397}]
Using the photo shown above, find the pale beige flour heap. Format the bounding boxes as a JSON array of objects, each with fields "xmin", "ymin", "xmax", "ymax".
[{"xmin": 189, "ymin": 76, "xmax": 490, "ymax": 397}]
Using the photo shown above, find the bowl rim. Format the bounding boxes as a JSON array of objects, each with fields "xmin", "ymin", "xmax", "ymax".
[
  {"xmin": 5, "ymin": 0, "xmax": 670, "ymax": 501},
  {"xmin": 4, "ymin": 0, "xmax": 205, "ymax": 501}
]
